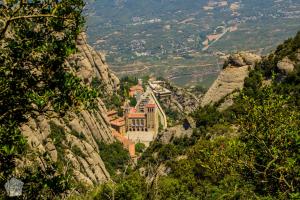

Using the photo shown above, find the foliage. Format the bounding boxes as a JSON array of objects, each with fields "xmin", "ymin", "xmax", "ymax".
[
  {"xmin": 273, "ymin": 31, "xmax": 300, "ymax": 63},
  {"xmin": 158, "ymin": 144, "xmax": 180, "ymax": 161},
  {"xmin": 119, "ymin": 76, "xmax": 138, "ymax": 99},
  {"xmin": 238, "ymin": 87, "xmax": 300, "ymax": 197},
  {"xmin": 70, "ymin": 130, "xmax": 86, "ymax": 141},
  {"xmin": 84, "ymin": 172, "xmax": 147, "ymax": 200},
  {"xmin": 20, "ymin": 158, "xmax": 76, "ymax": 200},
  {"xmin": 0, "ymin": 0, "xmax": 95, "ymax": 198},
  {"xmin": 49, "ymin": 122, "xmax": 67, "ymax": 147},
  {"xmin": 97, "ymin": 141, "xmax": 130, "ymax": 176},
  {"xmin": 135, "ymin": 143, "xmax": 146, "ymax": 153},
  {"xmin": 256, "ymin": 31, "xmax": 300, "ymax": 78},
  {"xmin": 192, "ymin": 84, "xmax": 208, "ymax": 94},
  {"xmin": 129, "ymin": 97, "xmax": 137, "ymax": 107},
  {"xmin": 71, "ymin": 146, "xmax": 85, "ymax": 158},
  {"xmin": 90, "ymin": 83, "xmax": 300, "ymax": 199},
  {"xmin": 0, "ymin": 122, "xmax": 27, "ymax": 178},
  {"xmin": 164, "ymin": 107, "xmax": 180, "ymax": 125},
  {"xmin": 192, "ymin": 105, "xmax": 223, "ymax": 128}
]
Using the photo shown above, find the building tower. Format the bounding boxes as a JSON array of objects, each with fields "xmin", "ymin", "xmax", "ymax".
[{"xmin": 145, "ymin": 103, "xmax": 158, "ymax": 133}]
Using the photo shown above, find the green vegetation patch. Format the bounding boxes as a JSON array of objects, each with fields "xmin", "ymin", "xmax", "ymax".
[{"xmin": 97, "ymin": 141, "xmax": 130, "ymax": 176}]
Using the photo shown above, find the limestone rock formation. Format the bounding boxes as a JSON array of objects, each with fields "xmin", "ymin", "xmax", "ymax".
[
  {"xmin": 158, "ymin": 125, "xmax": 193, "ymax": 144},
  {"xmin": 227, "ymin": 51, "xmax": 261, "ymax": 67},
  {"xmin": 20, "ymin": 34, "xmax": 120, "ymax": 186},
  {"xmin": 201, "ymin": 52, "xmax": 261, "ymax": 107},
  {"xmin": 67, "ymin": 33, "xmax": 120, "ymax": 94},
  {"xmin": 163, "ymin": 82, "xmax": 200, "ymax": 114},
  {"xmin": 277, "ymin": 57, "xmax": 295, "ymax": 74}
]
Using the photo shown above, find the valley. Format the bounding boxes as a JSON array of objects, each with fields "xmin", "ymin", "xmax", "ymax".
[
  {"xmin": 1, "ymin": 1, "xmax": 300, "ymax": 199},
  {"xmin": 85, "ymin": 0, "xmax": 300, "ymax": 86}
]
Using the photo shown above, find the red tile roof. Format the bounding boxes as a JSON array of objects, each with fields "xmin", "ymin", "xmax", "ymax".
[
  {"xmin": 145, "ymin": 104, "xmax": 156, "ymax": 108},
  {"xmin": 130, "ymin": 108, "xmax": 137, "ymax": 113},
  {"xmin": 129, "ymin": 85, "xmax": 144, "ymax": 97},
  {"xmin": 110, "ymin": 118, "xmax": 125, "ymax": 127},
  {"xmin": 127, "ymin": 113, "xmax": 145, "ymax": 118},
  {"xmin": 107, "ymin": 110, "xmax": 117, "ymax": 116},
  {"xmin": 130, "ymin": 85, "xmax": 144, "ymax": 91}
]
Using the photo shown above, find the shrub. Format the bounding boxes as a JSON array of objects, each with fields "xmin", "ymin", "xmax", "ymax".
[
  {"xmin": 97, "ymin": 141, "xmax": 130, "ymax": 176},
  {"xmin": 135, "ymin": 143, "xmax": 146, "ymax": 153}
]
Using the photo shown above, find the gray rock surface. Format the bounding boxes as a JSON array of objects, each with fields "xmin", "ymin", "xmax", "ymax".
[
  {"xmin": 68, "ymin": 33, "xmax": 120, "ymax": 94},
  {"xmin": 201, "ymin": 52, "xmax": 261, "ymax": 107},
  {"xmin": 162, "ymin": 82, "xmax": 200, "ymax": 116},
  {"xmin": 158, "ymin": 125, "xmax": 193, "ymax": 144},
  {"xmin": 277, "ymin": 57, "xmax": 295, "ymax": 74},
  {"xmin": 227, "ymin": 51, "xmax": 261, "ymax": 67}
]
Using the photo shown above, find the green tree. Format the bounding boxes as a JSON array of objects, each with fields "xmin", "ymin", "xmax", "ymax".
[
  {"xmin": 0, "ymin": 0, "xmax": 94, "ymax": 197},
  {"xmin": 238, "ymin": 87, "xmax": 300, "ymax": 198},
  {"xmin": 135, "ymin": 143, "xmax": 146, "ymax": 153},
  {"xmin": 97, "ymin": 141, "xmax": 130, "ymax": 176},
  {"xmin": 129, "ymin": 97, "xmax": 137, "ymax": 107}
]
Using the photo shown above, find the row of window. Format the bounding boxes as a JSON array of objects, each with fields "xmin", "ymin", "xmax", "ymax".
[
  {"xmin": 128, "ymin": 128, "xmax": 148, "ymax": 132},
  {"xmin": 131, "ymin": 119, "xmax": 145, "ymax": 125}
]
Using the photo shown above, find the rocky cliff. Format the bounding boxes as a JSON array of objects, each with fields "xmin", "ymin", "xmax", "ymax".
[
  {"xmin": 20, "ymin": 34, "xmax": 120, "ymax": 186},
  {"xmin": 164, "ymin": 82, "xmax": 200, "ymax": 114},
  {"xmin": 201, "ymin": 52, "xmax": 261, "ymax": 108},
  {"xmin": 69, "ymin": 33, "xmax": 120, "ymax": 93}
]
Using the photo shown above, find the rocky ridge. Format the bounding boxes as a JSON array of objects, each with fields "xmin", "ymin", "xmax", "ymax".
[
  {"xmin": 20, "ymin": 34, "xmax": 120, "ymax": 186},
  {"xmin": 201, "ymin": 52, "xmax": 261, "ymax": 108},
  {"xmin": 160, "ymin": 81, "xmax": 200, "ymax": 117},
  {"xmin": 68, "ymin": 33, "xmax": 120, "ymax": 93},
  {"xmin": 165, "ymin": 83, "xmax": 200, "ymax": 114}
]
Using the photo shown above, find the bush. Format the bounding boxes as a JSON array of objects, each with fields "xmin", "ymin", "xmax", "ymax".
[
  {"xmin": 192, "ymin": 106, "xmax": 223, "ymax": 128},
  {"xmin": 97, "ymin": 141, "xmax": 130, "ymax": 176},
  {"xmin": 135, "ymin": 143, "xmax": 146, "ymax": 153}
]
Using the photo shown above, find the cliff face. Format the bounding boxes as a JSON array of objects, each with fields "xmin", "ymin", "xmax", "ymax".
[
  {"xmin": 69, "ymin": 33, "xmax": 120, "ymax": 93},
  {"xmin": 201, "ymin": 52, "xmax": 261, "ymax": 108},
  {"xmin": 164, "ymin": 82, "xmax": 200, "ymax": 114},
  {"xmin": 20, "ymin": 35, "xmax": 120, "ymax": 186}
]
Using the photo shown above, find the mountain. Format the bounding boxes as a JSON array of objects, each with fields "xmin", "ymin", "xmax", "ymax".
[
  {"xmin": 73, "ymin": 31, "xmax": 300, "ymax": 199},
  {"xmin": 1, "ymin": 1, "xmax": 300, "ymax": 199},
  {"xmin": 85, "ymin": 0, "xmax": 300, "ymax": 86}
]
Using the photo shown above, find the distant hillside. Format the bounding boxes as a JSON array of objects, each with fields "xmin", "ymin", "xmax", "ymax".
[{"xmin": 85, "ymin": 0, "xmax": 300, "ymax": 86}]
